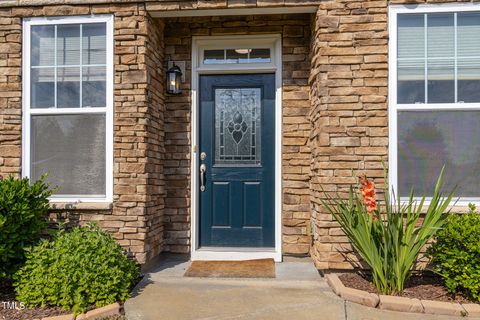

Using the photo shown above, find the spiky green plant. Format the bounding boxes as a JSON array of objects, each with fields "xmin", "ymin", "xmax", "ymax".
[{"xmin": 321, "ymin": 167, "xmax": 455, "ymax": 294}]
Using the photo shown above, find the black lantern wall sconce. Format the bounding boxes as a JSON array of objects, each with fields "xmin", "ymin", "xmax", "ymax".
[{"xmin": 166, "ymin": 63, "xmax": 183, "ymax": 95}]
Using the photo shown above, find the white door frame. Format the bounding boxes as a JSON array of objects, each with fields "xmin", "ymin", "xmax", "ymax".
[{"xmin": 190, "ymin": 34, "xmax": 283, "ymax": 262}]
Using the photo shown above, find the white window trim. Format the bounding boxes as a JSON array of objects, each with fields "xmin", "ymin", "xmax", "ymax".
[
  {"xmin": 191, "ymin": 34, "xmax": 283, "ymax": 262},
  {"xmin": 389, "ymin": 3, "xmax": 480, "ymax": 206},
  {"xmin": 22, "ymin": 15, "xmax": 114, "ymax": 203}
]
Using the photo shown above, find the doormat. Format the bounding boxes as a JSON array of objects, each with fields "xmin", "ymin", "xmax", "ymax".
[{"xmin": 184, "ymin": 259, "xmax": 276, "ymax": 278}]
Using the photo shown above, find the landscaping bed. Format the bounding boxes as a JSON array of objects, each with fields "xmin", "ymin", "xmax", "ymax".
[
  {"xmin": 339, "ymin": 273, "xmax": 478, "ymax": 304},
  {"xmin": 0, "ymin": 281, "xmax": 70, "ymax": 320},
  {"xmin": 1, "ymin": 281, "xmax": 126, "ymax": 320}
]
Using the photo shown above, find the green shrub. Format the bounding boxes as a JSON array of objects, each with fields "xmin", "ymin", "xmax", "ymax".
[
  {"xmin": 0, "ymin": 175, "xmax": 53, "ymax": 279},
  {"xmin": 321, "ymin": 167, "xmax": 455, "ymax": 295},
  {"xmin": 427, "ymin": 204, "xmax": 480, "ymax": 301},
  {"xmin": 14, "ymin": 223, "xmax": 139, "ymax": 314}
]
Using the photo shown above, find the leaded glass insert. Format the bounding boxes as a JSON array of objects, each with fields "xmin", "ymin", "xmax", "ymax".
[{"xmin": 215, "ymin": 88, "xmax": 261, "ymax": 165}]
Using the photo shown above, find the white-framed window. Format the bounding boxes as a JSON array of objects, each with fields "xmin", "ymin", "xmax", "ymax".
[
  {"xmin": 194, "ymin": 35, "xmax": 280, "ymax": 72},
  {"xmin": 389, "ymin": 4, "xmax": 480, "ymax": 204},
  {"xmin": 22, "ymin": 15, "xmax": 114, "ymax": 202},
  {"xmin": 203, "ymin": 48, "xmax": 271, "ymax": 65}
]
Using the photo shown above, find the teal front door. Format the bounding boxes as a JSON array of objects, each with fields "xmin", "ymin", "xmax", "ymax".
[{"xmin": 199, "ymin": 74, "xmax": 276, "ymax": 247}]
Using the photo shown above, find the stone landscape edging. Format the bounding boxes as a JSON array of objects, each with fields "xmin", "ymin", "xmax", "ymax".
[
  {"xmin": 40, "ymin": 302, "xmax": 121, "ymax": 320},
  {"xmin": 326, "ymin": 274, "xmax": 480, "ymax": 317}
]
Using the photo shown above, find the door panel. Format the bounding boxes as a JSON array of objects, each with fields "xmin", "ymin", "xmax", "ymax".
[
  {"xmin": 199, "ymin": 74, "xmax": 275, "ymax": 248},
  {"xmin": 243, "ymin": 182, "xmax": 261, "ymax": 227},
  {"xmin": 212, "ymin": 182, "xmax": 230, "ymax": 227}
]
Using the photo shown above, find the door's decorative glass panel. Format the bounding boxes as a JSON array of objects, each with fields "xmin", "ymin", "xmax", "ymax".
[{"xmin": 215, "ymin": 88, "xmax": 261, "ymax": 165}]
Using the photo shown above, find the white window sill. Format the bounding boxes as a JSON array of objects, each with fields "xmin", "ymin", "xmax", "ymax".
[
  {"xmin": 397, "ymin": 198, "xmax": 475, "ymax": 213},
  {"xmin": 49, "ymin": 202, "xmax": 113, "ymax": 211}
]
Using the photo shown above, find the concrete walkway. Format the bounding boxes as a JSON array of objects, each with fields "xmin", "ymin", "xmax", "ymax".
[{"xmin": 125, "ymin": 256, "xmax": 479, "ymax": 320}]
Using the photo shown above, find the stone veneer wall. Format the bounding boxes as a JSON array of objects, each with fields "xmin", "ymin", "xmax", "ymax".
[
  {"xmin": 162, "ymin": 14, "xmax": 313, "ymax": 255},
  {"xmin": 308, "ymin": 0, "xmax": 473, "ymax": 270},
  {"xmin": 0, "ymin": 3, "xmax": 166, "ymax": 264},
  {"xmin": 2, "ymin": 0, "xmax": 471, "ymax": 269},
  {"xmin": 309, "ymin": 0, "xmax": 388, "ymax": 270}
]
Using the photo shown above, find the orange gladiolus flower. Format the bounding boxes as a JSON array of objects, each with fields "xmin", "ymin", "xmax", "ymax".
[{"xmin": 359, "ymin": 175, "xmax": 378, "ymax": 216}]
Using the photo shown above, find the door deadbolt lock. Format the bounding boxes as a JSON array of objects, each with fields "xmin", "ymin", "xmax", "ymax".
[{"xmin": 200, "ymin": 152, "xmax": 207, "ymax": 161}]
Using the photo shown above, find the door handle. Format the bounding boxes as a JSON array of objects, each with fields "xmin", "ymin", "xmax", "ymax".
[{"xmin": 200, "ymin": 164, "xmax": 207, "ymax": 192}]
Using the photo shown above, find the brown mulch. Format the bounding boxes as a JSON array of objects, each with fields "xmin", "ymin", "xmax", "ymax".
[
  {"xmin": 339, "ymin": 272, "xmax": 479, "ymax": 304},
  {"xmin": 0, "ymin": 281, "xmax": 71, "ymax": 320}
]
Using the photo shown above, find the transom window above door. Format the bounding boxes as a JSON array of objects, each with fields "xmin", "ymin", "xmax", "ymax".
[
  {"xmin": 194, "ymin": 35, "xmax": 280, "ymax": 71},
  {"xmin": 390, "ymin": 4, "xmax": 480, "ymax": 204},
  {"xmin": 204, "ymin": 48, "xmax": 271, "ymax": 64},
  {"xmin": 23, "ymin": 16, "xmax": 113, "ymax": 202}
]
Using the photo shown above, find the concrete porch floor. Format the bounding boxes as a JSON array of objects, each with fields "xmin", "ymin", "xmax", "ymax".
[{"xmin": 125, "ymin": 255, "xmax": 479, "ymax": 320}]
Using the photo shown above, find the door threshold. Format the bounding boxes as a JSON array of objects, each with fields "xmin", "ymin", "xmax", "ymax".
[{"xmin": 192, "ymin": 247, "xmax": 282, "ymax": 262}]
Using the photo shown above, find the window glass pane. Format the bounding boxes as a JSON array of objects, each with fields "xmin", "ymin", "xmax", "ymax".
[
  {"xmin": 457, "ymin": 13, "xmax": 480, "ymax": 102},
  {"xmin": 204, "ymin": 50, "xmax": 225, "ymax": 64},
  {"xmin": 82, "ymin": 66, "xmax": 106, "ymax": 107},
  {"xmin": 31, "ymin": 68, "xmax": 55, "ymax": 108},
  {"xmin": 31, "ymin": 25, "xmax": 55, "ymax": 67},
  {"xmin": 397, "ymin": 14, "xmax": 425, "ymax": 104},
  {"xmin": 204, "ymin": 48, "xmax": 271, "ymax": 65},
  {"xmin": 398, "ymin": 111, "xmax": 480, "ymax": 198},
  {"xmin": 226, "ymin": 49, "xmax": 246, "ymax": 63},
  {"xmin": 398, "ymin": 14, "xmax": 424, "ymax": 59},
  {"xmin": 398, "ymin": 59, "xmax": 425, "ymax": 104},
  {"xmin": 427, "ymin": 13, "xmax": 454, "ymax": 58},
  {"xmin": 57, "ymin": 67, "xmax": 80, "ymax": 108},
  {"xmin": 425, "ymin": 14, "xmax": 454, "ymax": 103},
  {"xmin": 427, "ymin": 59, "xmax": 454, "ymax": 103},
  {"xmin": 457, "ymin": 12, "xmax": 480, "ymax": 57},
  {"xmin": 57, "ymin": 24, "xmax": 80, "ymax": 66},
  {"xmin": 458, "ymin": 58, "xmax": 480, "ymax": 102},
  {"xmin": 249, "ymin": 48, "xmax": 271, "ymax": 63},
  {"xmin": 31, "ymin": 114, "xmax": 106, "ymax": 196},
  {"xmin": 82, "ymin": 23, "xmax": 106, "ymax": 65}
]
